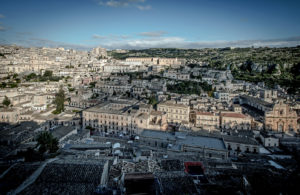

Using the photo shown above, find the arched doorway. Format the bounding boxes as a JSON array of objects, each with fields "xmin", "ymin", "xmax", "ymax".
[{"xmin": 278, "ymin": 122, "xmax": 284, "ymax": 132}]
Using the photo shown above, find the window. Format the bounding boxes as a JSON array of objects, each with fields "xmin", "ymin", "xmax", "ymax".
[
  {"xmin": 253, "ymin": 148, "xmax": 257, "ymax": 153},
  {"xmin": 228, "ymin": 144, "xmax": 232, "ymax": 150},
  {"xmin": 278, "ymin": 124, "xmax": 283, "ymax": 132}
]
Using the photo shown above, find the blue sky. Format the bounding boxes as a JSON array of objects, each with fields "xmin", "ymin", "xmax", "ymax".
[{"xmin": 0, "ymin": 0, "xmax": 300, "ymax": 49}]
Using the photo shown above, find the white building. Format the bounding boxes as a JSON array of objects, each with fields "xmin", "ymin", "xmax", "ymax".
[{"xmin": 260, "ymin": 132, "xmax": 279, "ymax": 147}]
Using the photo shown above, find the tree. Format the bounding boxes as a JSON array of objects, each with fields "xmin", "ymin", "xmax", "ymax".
[
  {"xmin": 43, "ymin": 70, "xmax": 53, "ymax": 77},
  {"xmin": 0, "ymin": 82, "xmax": 6, "ymax": 88},
  {"xmin": 26, "ymin": 73, "xmax": 37, "ymax": 81},
  {"xmin": 37, "ymin": 131, "xmax": 51, "ymax": 153},
  {"xmin": 53, "ymin": 86, "xmax": 65, "ymax": 114},
  {"xmin": 36, "ymin": 131, "xmax": 59, "ymax": 154},
  {"xmin": 208, "ymin": 87, "xmax": 216, "ymax": 97},
  {"xmin": 13, "ymin": 73, "xmax": 18, "ymax": 79},
  {"xmin": 89, "ymin": 82, "xmax": 96, "ymax": 88},
  {"xmin": 167, "ymin": 94, "xmax": 171, "ymax": 100},
  {"xmin": 2, "ymin": 96, "xmax": 11, "ymax": 107},
  {"xmin": 9, "ymin": 82, "xmax": 18, "ymax": 88},
  {"xmin": 15, "ymin": 78, "xmax": 21, "ymax": 83},
  {"xmin": 291, "ymin": 62, "xmax": 300, "ymax": 78},
  {"xmin": 18, "ymin": 148, "xmax": 44, "ymax": 162},
  {"xmin": 48, "ymin": 138, "xmax": 59, "ymax": 153},
  {"xmin": 148, "ymin": 95, "xmax": 158, "ymax": 105}
]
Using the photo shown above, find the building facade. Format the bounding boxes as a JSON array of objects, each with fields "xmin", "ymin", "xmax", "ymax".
[
  {"xmin": 157, "ymin": 101, "xmax": 190, "ymax": 125},
  {"xmin": 195, "ymin": 112, "xmax": 219, "ymax": 131},
  {"xmin": 265, "ymin": 101, "xmax": 298, "ymax": 132},
  {"xmin": 220, "ymin": 112, "xmax": 252, "ymax": 130},
  {"xmin": 82, "ymin": 101, "xmax": 167, "ymax": 135}
]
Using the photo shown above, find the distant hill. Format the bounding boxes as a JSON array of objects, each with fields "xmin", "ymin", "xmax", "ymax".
[{"xmin": 110, "ymin": 47, "xmax": 300, "ymax": 94}]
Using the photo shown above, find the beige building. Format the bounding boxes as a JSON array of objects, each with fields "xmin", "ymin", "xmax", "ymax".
[
  {"xmin": 220, "ymin": 112, "xmax": 252, "ymax": 130},
  {"xmin": 265, "ymin": 101, "xmax": 298, "ymax": 132},
  {"xmin": 91, "ymin": 47, "xmax": 107, "ymax": 57},
  {"xmin": 157, "ymin": 101, "xmax": 190, "ymax": 124},
  {"xmin": 33, "ymin": 94, "xmax": 48, "ymax": 105},
  {"xmin": 163, "ymin": 70, "xmax": 190, "ymax": 80},
  {"xmin": 148, "ymin": 111, "xmax": 168, "ymax": 130},
  {"xmin": 126, "ymin": 57, "xmax": 153, "ymax": 63},
  {"xmin": 126, "ymin": 57, "xmax": 183, "ymax": 66},
  {"xmin": 94, "ymin": 81, "xmax": 132, "ymax": 95},
  {"xmin": 232, "ymin": 104, "xmax": 242, "ymax": 113},
  {"xmin": 195, "ymin": 112, "xmax": 219, "ymax": 131},
  {"xmin": 135, "ymin": 111, "xmax": 168, "ymax": 131},
  {"xmin": 82, "ymin": 101, "xmax": 167, "ymax": 135},
  {"xmin": 0, "ymin": 108, "xmax": 20, "ymax": 123},
  {"xmin": 103, "ymin": 64, "xmax": 131, "ymax": 73},
  {"xmin": 260, "ymin": 90, "xmax": 277, "ymax": 103}
]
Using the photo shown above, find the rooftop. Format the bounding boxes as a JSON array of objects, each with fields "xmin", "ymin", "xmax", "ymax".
[
  {"xmin": 141, "ymin": 130, "xmax": 226, "ymax": 150},
  {"xmin": 150, "ymin": 110, "xmax": 164, "ymax": 115},
  {"xmin": 196, "ymin": 111, "xmax": 215, "ymax": 116},
  {"xmin": 178, "ymin": 135, "xmax": 226, "ymax": 150},
  {"xmin": 221, "ymin": 112, "xmax": 247, "ymax": 118},
  {"xmin": 240, "ymin": 95, "xmax": 274, "ymax": 108},
  {"xmin": 158, "ymin": 101, "xmax": 189, "ymax": 108},
  {"xmin": 223, "ymin": 135, "xmax": 258, "ymax": 145},
  {"xmin": 51, "ymin": 126, "xmax": 76, "ymax": 140},
  {"xmin": 141, "ymin": 130, "xmax": 176, "ymax": 141}
]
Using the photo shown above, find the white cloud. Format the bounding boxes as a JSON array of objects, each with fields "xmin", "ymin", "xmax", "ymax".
[
  {"xmin": 92, "ymin": 34, "xmax": 107, "ymax": 39},
  {"xmin": 14, "ymin": 37, "xmax": 93, "ymax": 50},
  {"xmin": 105, "ymin": 0, "xmax": 129, "ymax": 7},
  {"xmin": 102, "ymin": 36, "xmax": 185, "ymax": 49},
  {"xmin": 92, "ymin": 34, "xmax": 130, "ymax": 41},
  {"xmin": 98, "ymin": 0, "xmax": 150, "ymax": 10},
  {"xmin": 99, "ymin": 36, "xmax": 300, "ymax": 49},
  {"xmin": 3, "ymin": 34, "xmax": 300, "ymax": 50},
  {"xmin": 138, "ymin": 31, "xmax": 167, "ymax": 37},
  {"xmin": 0, "ymin": 26, "xmax": 6, "ymax": 31},
  {"xmin": 0, "ymin": 15, "xmax": 6, "ymax": 31},
  {"xmin": 136, "ymin": 5, "xmax": 151, "ymax": 10}
]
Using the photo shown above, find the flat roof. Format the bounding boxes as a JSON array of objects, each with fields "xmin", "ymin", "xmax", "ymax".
[
  {"xmin": 141, "ymin": 130, "xmax": 226, "ymax": 150},
  {"xmin": 223, "ymin": 135, "xmax": 258, "ymax": 145},
  {"xmin": 51, "ymin": 126, "xmax": 76, "ymax": 140},
  {"xmin": 141, "ymin": 130, "xmax": 176, "ymax": 141},
  {"xmin": 178, "ymin": 135, "xmax": 226, "ymax": 150},
  {"xmin": 125, "ymin": 173, "xmax": 154, "ymax": 180}
]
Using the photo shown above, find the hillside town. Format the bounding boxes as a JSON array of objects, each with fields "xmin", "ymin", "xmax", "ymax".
[{"xmin": 0, "ymin": 45, "xmax": 300, "ymax": 194}]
